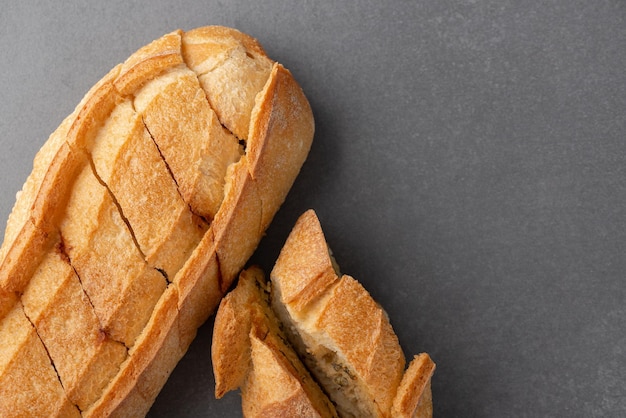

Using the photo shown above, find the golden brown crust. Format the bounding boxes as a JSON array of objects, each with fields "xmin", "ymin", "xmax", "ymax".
[
  {"xmin": 134, "ymin": 65, "xmax": 243, "ymax": 221},
  {"xmin": 246, "ymin": 64, "xmax": 315, "ymax": 232},
  {"xmin": 213, "ymin": 267, "xmax": 338, "ymax": 418},
  {"xmin": 0, "ymin": 303, "xmax": 81, "ymax": 417},
  {"xmin": 211, "ymin": 267, "xmax": 258, "ymax": 397},
  {"xmin": 270, "ymin": 210, "xmax": 434, "ymax": 418},
  {"xmin": 392, "ymin": 353, "xmax": 436, "ymax": 418},
  {"xmin": 0, "ymin": 64, "xmax": 122, "ymax": 298},
  {"xmin": 0, "ymin": 26, "xmax": 314, "ymax": 416},
  {"xmin": 84, "ymin": 285, "xmax": 182, "ymax": 417},
  {"xmin": 60, "ymin": 165, "xmax": 166, "ymax": 347},
  {"xmin": 90, "ymin": 98, "xmax": 207, "ymax": 279},
  {"xmin": 183, "ymin": 26, "xmax": 268, "ymax": 62},
  {"xmin": 243, "ymin": 329, "xmax": 330, "ymax": 418},
  {"xmin": 86, "ymin": 233, "xmax": 222, "ymax": 417},
  {"xmin": 21, "ymin": 248, "xmax": 127, "ymax": 411},
  {"xmin": 0, "ymin": 287, "xmax": 17, "ymax": 322},
  {"xmin": 271, "ymin": 209, "xmax": 339, "ymax": 312},
  {"xmin": 0, "ymin": 115, "xmax": 71, "ymax": 271},
  {"xmin": 182, "ymin": 26, "xmax": 273, "ymax": 140},
  {"xmin": 175, "ymin": 233, "xmax": 222, "ymax": 351},
  {"xmin": 211, "ymin": 158, "xmax": 264, "ymax": 292},
  {"xmin": 114, "ymin": 30, "xmax": 183, "ymax": 96},
  {"xmin": 315, "ymin": 274, "xmax": 405, "ymax": 417}
]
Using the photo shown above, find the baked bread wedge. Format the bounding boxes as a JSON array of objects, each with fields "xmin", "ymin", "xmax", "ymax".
[
  {"xmin": 0, "ymin": 26, "xmax": 313, "ymax": 417},
  {"xmin": 212, "ymin": 266, "xmax": 338, "ymax": 417},
  {"xmin": 270, "ymin": 209, "xmax": 435, "ymax": 418}
]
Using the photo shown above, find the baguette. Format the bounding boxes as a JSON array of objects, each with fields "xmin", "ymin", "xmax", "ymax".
[
  {"xmin": 270, "ymin": 210, "xmax": 435, "ymax": 418},
  {"xmin": 0, "ymin": 26, "xmax": 313, "ymax": 416}
]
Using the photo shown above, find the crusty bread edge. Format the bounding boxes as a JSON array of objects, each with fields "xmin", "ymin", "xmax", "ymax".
[
  {"xmin": 392, "ymin": 353, "xmax": 436, "ymax": 418},
  {"xmin": 213, "ymin": 266, "xmax": 338, "ymax": 418},
  {"xmin": 83, "ymin": 27, "xmax": 314, "ymax": 416},
  {"xmin": 270, "ymin": 210, "xmax": 435, "ymax": 418}
]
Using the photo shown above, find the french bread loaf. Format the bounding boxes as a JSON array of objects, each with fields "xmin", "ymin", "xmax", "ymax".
[{"xmin": 0, "ymin": 26, "xmax": 313, "ymax": 417}]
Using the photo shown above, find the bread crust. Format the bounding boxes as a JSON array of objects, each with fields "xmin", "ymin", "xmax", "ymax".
[
  {"xmin": 182, "ymin": 26, "xmax": 273, "ymax": 141},
  {"xmin": 270, "ymin": 209, "xmax": 339, "ymax": 312},
  {"xmin": 243, "ymin": 329, "xmax": 332, "ymax": 418},
  {"xmin": 134, "ymin": 65, "xmax": 243, "ymax": 221},
  {"xmin": 270, "ymin": 210, "xmax": 435, "ymax": 418},
  {"xmin": 60, "ymin": 164, "xmax": 167, "ymax": 348},
  {"xmin": 212, "ymin": 267, "xmax": 258, "ymax": 397},
  {"xmin": 90, "ymin": 98, "xmax": 207, "ymax": 280},
  {"xmin": 0, "ymin": 302, "xmax": 81, "ymax": 417},
  {"xmin": 391, "ymin": 353, "xmax": 436, "ymax": 418},
  {"xmin": 212, "ymin": 267, "xmax": 338, "ymax": 418},
  {"xmin": 21, "ymin": 248, "xmax": 128, "ymax": 411},
  {"xmin": 0, "ymin": 26, "xmax": 314, "ymax": 416}
]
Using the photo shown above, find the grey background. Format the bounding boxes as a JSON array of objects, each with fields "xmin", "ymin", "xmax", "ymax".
[{"xmin": 1, "ymin": 1, "xmax": 625, "ymax": 416}]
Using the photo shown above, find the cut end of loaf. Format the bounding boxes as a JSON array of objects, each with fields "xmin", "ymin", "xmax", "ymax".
[
  {"xmin": 269, "ymin": 210, "xmax": 435, "ymax": 418},
  {"xmin": 213, "ymin": 267, "xmax": 338, "ymax": 418}
]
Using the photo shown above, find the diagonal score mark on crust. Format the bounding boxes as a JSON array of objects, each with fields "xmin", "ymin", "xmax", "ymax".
[
  {"xmin": 177, "ymin": 55, "xmax": 249, "ymax": 154},
  {"xmin": 126, "ymin": 90, "xmax": 186, "ymax": 220},
  {"xmin": 0, "ymin": 303, "xmax": 81, "ymax": 417},
  {"xmin": 133, "ymin": 63, "xmax": 244, "ymax": 223},
  {"xmin": 85, "ymin": 147, "xmax": 172, "ymax": 287},
  {"xmin": 88, "ymin": 97, "xmax": 206, "ymax": 282},
  {"xmin": 20, "ymin": 304, "xmax": 76, "ymax": 410},
  {"xmin": 244, "ymin": 62, "xmax": 316, "ymax": 233},
  {"xmin": 57, "ymin": 235, "xmax": 131, "ymax": 350},
  {"xmin": 209, "ymin": 227, "xmax": 226, "ymax": 294},
  {"xmin": 85, "ymin": 148, "xmax": 169, "ymax": 289},
  {"xmin": 58, "ymin": 162, "xmax": 167, "ymax": 349},
  {"xmin": 175, "ymin": 55, "xmax": 249, "ymax": 161},
  {"xmin": 45, "ymin": 61, "xmax": 171, "ymax": 350},
  {"xmin": 142, "ymin": 119, "xmax": 180, "ymax": 190},
  {"xmin": 142, "ymin": 116, "xmax": 208, "ymax": 229},
  {"xmin": 20, "ymin": 239, "xmax": 130, "ymax": 412},
  {"xmin": 83, "ymin": 283, "xmax": 183, "ymax": 417},
  {"xmin": 180, "ymin": 26, "xmax": 274, "ymax": 143},
  {"xmin": 210, "ymin": 158, "xmax": 265, "ymax": 292},
  {"xmin": 85, "ymin": 152, "xmax": 147, "ymax": 262}
]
